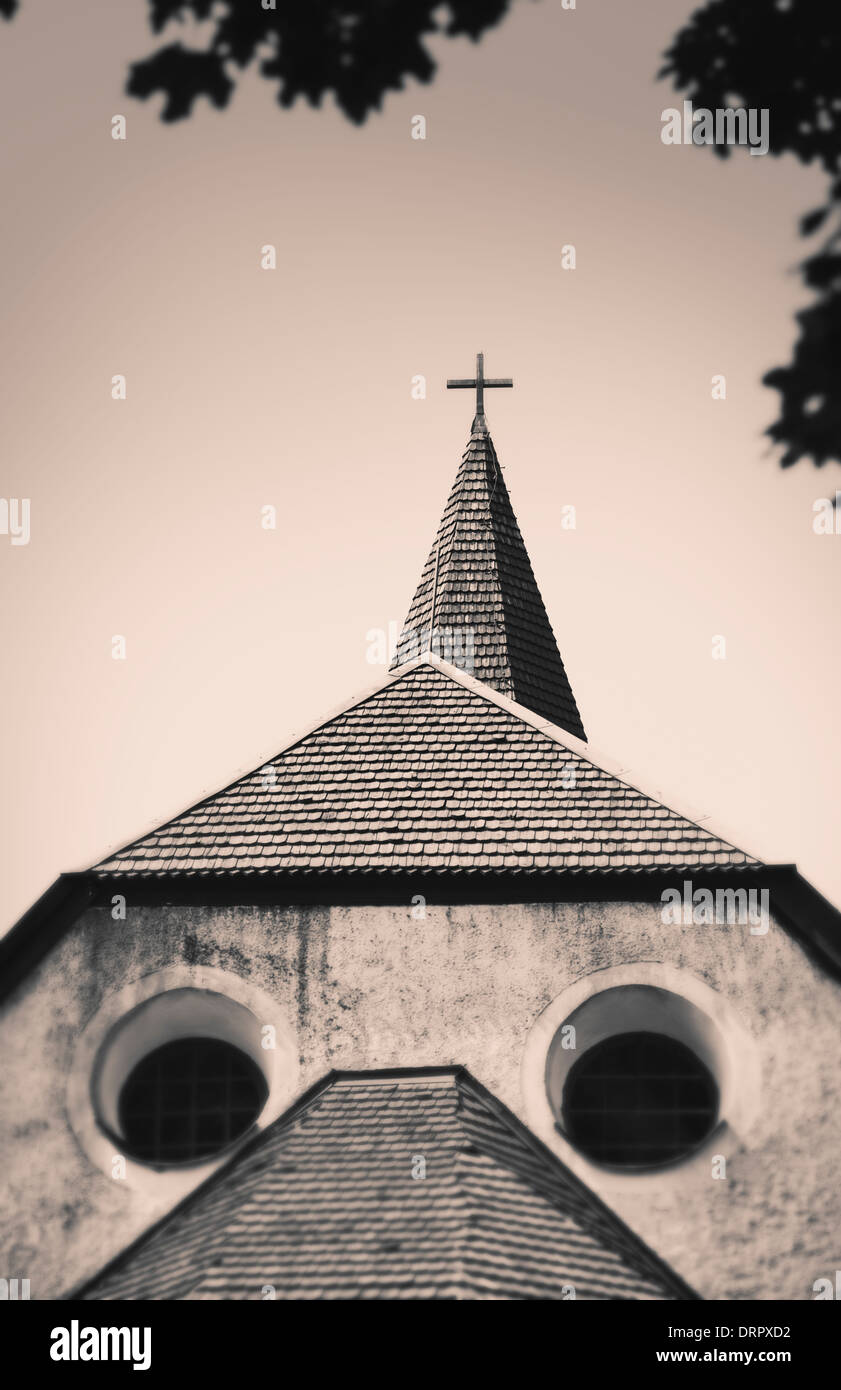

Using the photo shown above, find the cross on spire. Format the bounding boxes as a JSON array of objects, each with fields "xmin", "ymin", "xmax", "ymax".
[{"xmin": 447, "ymin": 352, "xmax": 512, "ymax": 420}]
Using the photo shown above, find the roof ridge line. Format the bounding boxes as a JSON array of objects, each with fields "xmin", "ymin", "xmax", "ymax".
[
  {"xmin": 331, "ymin": 1065, "xmax": 462, "ymax": 1086},
  {"xmin": 453, "ymin": 1070, "xmax": 700, "ymax": 1300},
  {"xmin": 451, "ymin": 1082, "xmax": 476, "ymax": 1300},
  {"xmin": 67, "ymin": 1065, "xmax": 477, "ymax": 1298},
  {"xmin": 427, "ymin": 433, "xmax": 472, "ymax": 643},
  {"xmin": 90, "ymin": 659, "xmax": 435, "ymax": 871},
  {"xmin": 423, "ymin": 655, "xmax": 760, "ymax": 862},
  {"xmin": 63, "ymin": 1068, "xmax": 342, "ymax": 1300}
]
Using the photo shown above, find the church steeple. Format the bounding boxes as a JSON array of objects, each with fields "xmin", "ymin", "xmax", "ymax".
[{"xmin": 391, "ymin": 359, "xmax": 586, "ymax": 741}]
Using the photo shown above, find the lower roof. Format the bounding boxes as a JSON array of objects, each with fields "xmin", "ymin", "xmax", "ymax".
[{"xmin": 72, "ymin": 1067, "xmax": 697, "ymax": 1302}]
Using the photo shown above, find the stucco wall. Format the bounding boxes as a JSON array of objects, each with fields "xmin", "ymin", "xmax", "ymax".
[{"xmin": 0, "ymin": 895, "xmax": 839, "ymax": 1300}]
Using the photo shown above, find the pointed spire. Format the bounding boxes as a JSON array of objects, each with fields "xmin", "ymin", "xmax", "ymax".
[{"xmin": 391, "ymin": 415, "xmax": 586, "ymax": 741}]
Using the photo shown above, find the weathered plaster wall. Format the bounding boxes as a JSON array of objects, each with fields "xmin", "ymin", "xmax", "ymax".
[{"xmin": 1, "ymin": 897, "xmax": 839, "ymax": 1300}]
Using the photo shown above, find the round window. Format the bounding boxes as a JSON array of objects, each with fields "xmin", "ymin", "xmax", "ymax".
[
  {"xmin": 118, "ymin": 1036, "xmax": 268, "ymax": 1164},
  {"xmin": 561, "ymin": 1030, "xmax": 718, "ymax": 1170}
]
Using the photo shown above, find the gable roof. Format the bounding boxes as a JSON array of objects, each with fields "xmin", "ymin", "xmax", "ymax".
[
  {"xmin": 73, "ymin": 1068, "xmax": 697, "ymax": 1301},
  {"xmin": 390, "ymin": 418, "xmax": 586, "ymax": 740},
  {"xmin": 94, "ymin": 658, "xmax": 756, "ymax": 878}
]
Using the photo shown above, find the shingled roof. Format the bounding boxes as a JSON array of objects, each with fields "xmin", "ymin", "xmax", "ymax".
[
  {"xmin": 74, "ymin": 1068, "xmax": 697, "ymax": 1301},
  {"xmin": 390, "ymin": 417, "xmax": 586, "ymax": 740},
  {"xmin": 95, "ymin": 657, "xmax": 757, "ymax": 877}
]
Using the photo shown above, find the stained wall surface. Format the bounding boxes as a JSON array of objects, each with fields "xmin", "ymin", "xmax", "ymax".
[{"xmin": 0, "ymin": 895, "xmax": 838, "ymax": 1300}]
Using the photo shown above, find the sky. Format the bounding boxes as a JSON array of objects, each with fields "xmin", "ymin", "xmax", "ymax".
[{"xmin": 1, "ymin": 0, "xmax": 840, "ymax": 933}]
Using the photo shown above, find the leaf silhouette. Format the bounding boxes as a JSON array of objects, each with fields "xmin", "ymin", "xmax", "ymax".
[{"xmin": 661, "ymin": 0, "xmax": 841, "ymax": 470}]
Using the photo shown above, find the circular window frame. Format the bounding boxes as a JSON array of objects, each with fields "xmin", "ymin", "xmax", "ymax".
[
  {"xmin": 521, "ymin": 963, "xmax": 761, "ymax": 1193},
  {"xmin": 68, "ymin": 966, "xmax": 299, "ymax": 1195},
  {"xmin": 560, "ymin": 1028, "xmax": 720, "ymax": 1172}
]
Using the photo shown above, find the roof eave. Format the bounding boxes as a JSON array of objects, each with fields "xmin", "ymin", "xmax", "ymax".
[{"xmin": 4, "ymin": 862, "xmax": 841, "ymax": 1006}]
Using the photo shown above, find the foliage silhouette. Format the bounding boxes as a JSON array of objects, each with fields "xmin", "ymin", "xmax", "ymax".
[
  {"xmin": 661, "ymin": 1, "xmax": 841, "ymax": 472},
  {"xmin": 0, "ymin": 2, "xmax": 513, "ymax": 124},
  {"xmin": 5, "ymin": 1, "xmax": 839, "ymax": 473}
]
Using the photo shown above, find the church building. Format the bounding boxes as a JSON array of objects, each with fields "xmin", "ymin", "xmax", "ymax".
[{"xmin": 1, "ymin": 358, "xmax": 840, "ymax": 1301}]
